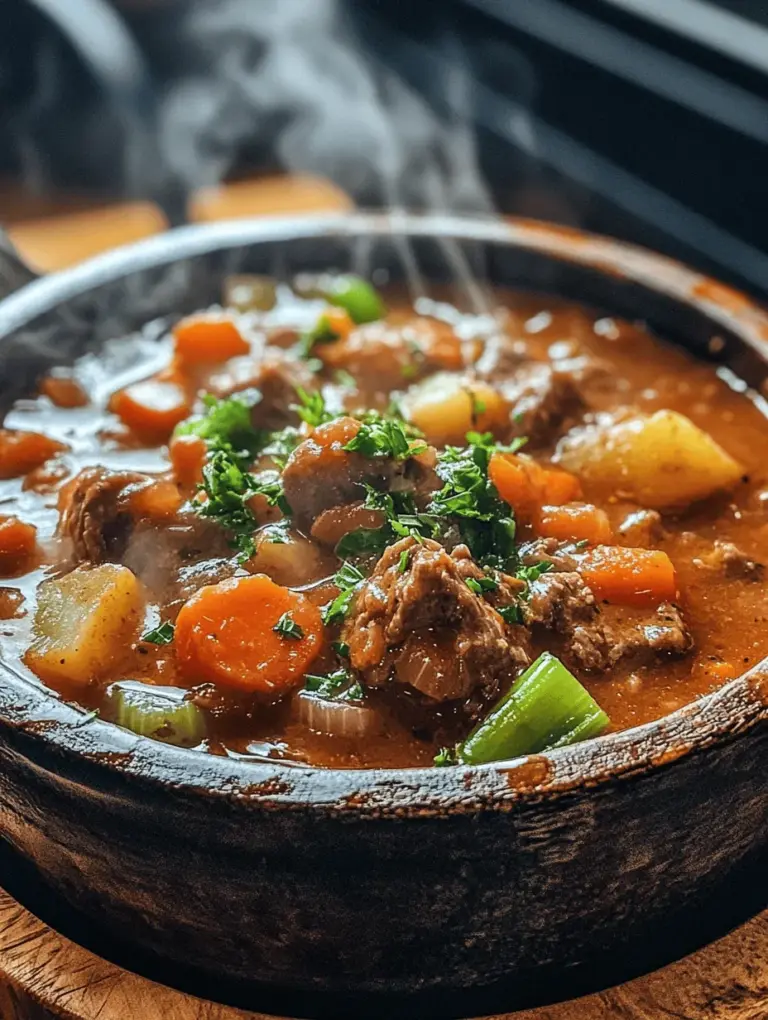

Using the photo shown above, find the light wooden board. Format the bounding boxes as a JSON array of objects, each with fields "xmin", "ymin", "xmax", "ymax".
[{"xmin": 0, "ymin": 890, "xmax": 765, "ymax": 1020}]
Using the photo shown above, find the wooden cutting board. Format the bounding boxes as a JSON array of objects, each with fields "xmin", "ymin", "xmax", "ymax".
[{"xmin": 0, "ymin": 888, "xmax": 766, "ymax": 1020}]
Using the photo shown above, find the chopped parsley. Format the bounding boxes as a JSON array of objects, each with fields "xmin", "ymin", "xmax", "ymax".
[
  {"xmin": 273, "ymin": 612, "xmax": 304, "ymax": 640},
  {"xmin": 174, "ymin": 390, "xmax": 265, "ymax": 464},
  {"xmin": 465, "ymin": 574, "xmax": 499, "ymax": 595},
  {"xmin": 304, "ymin": 667, "xmax": 364, "ymax": 701},
  {"xmin": 261, "ymin": 426, "xmax": 302, "ymax": 468},
  {"xmin": 299, "ymin": 313, "xmax": 342, "ymax": 358},
  {"xmin": 428, "ymin": 432, "xmax": 524, "ymax": 572},
  {"xmin": 196, "ymin": 449, "xmax": 260, "ymax": 560},
  {"xmin": 397, "ymin": 548, "xmax": 410, "ymax": 573},
  {"xmin": 291, "ymin": 386, "xmax": 335, "ymax": 428},
  {"xmin": 344, "ymin": 415, "xmax": 427, "ymax": 460},
  {"xmin": 335, "ymin": 525, "xmax": 391, "ymax": 559},
  {"xmin": 332, "ymin": 640, "xmax": 350, "ymax": 658},
  {"xmin": 322, "ymin": 561, "xmax": 366, "ymax": 625},
  {"xmin": 434, "ymin": 746, "xmax": 458, "ymax": 766},
  {"xmin": 141, "ymin": 621, "xmax": 175, "ymax": 645}
]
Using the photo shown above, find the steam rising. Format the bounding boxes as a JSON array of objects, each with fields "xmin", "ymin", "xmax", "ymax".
[{"xmin": 156, "ymin": 0, "xmax": 494, "ymax": 215}]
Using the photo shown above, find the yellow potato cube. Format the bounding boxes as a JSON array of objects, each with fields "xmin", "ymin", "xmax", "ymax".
[
  {"xmin": 556, "ymin": 409, "xmax": 744, "ymax": 509},
  {"xmin": 402, "ymin": 373, "xmax": 506, "ymax": 445},
  {"xmin": 25, "ymin": 564, "xmax": 144, "ymax": 687}
]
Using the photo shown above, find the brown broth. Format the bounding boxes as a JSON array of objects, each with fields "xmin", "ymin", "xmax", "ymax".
[{"xmin": 1, "ymin": 288, "xmax": 767, "ymax": 768}]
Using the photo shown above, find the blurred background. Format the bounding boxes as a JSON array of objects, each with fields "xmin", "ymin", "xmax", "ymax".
[{"xmin": 0, "ymin": 0, "xmax": 766, "ymax": 295}]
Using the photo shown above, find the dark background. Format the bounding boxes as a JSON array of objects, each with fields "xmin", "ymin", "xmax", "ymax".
[{"xmin": 1, "ymin": 0, "xmax": 767, "ymax": 295}]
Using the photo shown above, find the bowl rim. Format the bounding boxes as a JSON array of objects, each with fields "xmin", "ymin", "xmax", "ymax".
[{"xmin": 1, "ymin": 210, "xmax": 767, "ymax": 815}]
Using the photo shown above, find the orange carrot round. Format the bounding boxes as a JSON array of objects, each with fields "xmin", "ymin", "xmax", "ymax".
[
  {"xmin": 175, "ymin": 575, "xmax": 323, "ymax": 695},
  {"xmin": 173, "ymin": 314, "xmax": 249, "ymax": 365},
  {"xmin": 537, "ymin": 503, "xmax": 613, "ymax": 546},
  {"xmin": 0, "ymin": 429, "xmax": 67, "ymax": 480},
  {"xmin": 0, "ymin": 514, "xmax": 37, "ymax": 571},
  {"xmin": 111, "ymin": 378, "xmax": 192, "ymax": 441},
  {"xmin": 576, "ymin": 546, "xmax": 677, "ymax": 607},
  {"xmin": 168, "ymin": 433, "xmax": 207, "ymax": 486}
]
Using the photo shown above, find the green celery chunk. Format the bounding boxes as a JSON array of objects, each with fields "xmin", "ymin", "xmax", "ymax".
[
  {"xmin": 457, "ymin": 652, "xmax": 609, "ymax": 765},
  {"xmin": 104, "ymin": 681, "xmax": 207, "ymax": 748},
  {"xmin": 324, "ymin": 274, "xmax": 385, "ymax": 324}
]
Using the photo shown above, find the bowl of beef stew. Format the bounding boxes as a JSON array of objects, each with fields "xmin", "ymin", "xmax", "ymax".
[{"xmin": 0, "ymin": 214, "xmax": 766, "ymax": 1016}]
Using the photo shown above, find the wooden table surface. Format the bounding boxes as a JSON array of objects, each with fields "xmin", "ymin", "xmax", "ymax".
[
  {"xmin": 0, "ymin": 888, "xmax": 766, "ymax": 1020},
  {"xmin": 0, "ymin": 175, "xmax": 766, "ymax": 1018}
]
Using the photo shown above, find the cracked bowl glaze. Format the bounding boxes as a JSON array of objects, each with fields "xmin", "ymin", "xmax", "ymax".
[{"xmin": 0, "ymin": 215, "xmax": 766, "ymax": 1018}]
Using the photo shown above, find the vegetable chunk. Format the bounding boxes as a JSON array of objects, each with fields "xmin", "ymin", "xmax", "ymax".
[
  {"xmin": 402, "ymin": 373, "xmax": 506, "ymax": 445},
  {"xmin": 556, "ymin": 410, "xmax": 743, "ymax": 509},
  {"xmin": 175, "ymin": 574, "xmax": 323, "ymax": 695},
  {"xmin": 25, "ymin": 564, "xmax": 144, "ymax": 686}
]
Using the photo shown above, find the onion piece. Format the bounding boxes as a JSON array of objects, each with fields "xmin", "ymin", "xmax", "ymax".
[{"xmin": 294, "ymin": 690, "xmax": 380, "ymax": 739}]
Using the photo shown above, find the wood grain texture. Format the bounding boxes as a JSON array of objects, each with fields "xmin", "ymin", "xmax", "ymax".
[{"xmin": 0, "ymin": 891, "xmax": 765, "ymax": 1020}]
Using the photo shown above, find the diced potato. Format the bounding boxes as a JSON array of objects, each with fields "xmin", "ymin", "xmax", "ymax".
[
  {"xmin": 555, "ymin": 410, "xmax": 743, "ymax": 509},
  {"xmin": 244, "ymin": 526, "xmax": 336, "ymax": 586},
  {"xmin": 25, "ymin": 564, "xmax": 144, "ymax": 687},
  {"xmin": 401, "ymin": 372, "xmax": 507, "ymax": 445}
]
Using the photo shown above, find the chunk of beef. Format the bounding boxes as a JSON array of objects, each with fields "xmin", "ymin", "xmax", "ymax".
[
  {"xmin": 568, "ymin": 603, "xmax": 693, "ymax": 672},
  {"xmin": 121, "ymin": 518, "xmax": 235, "ymax": 602},
  {"xmin": 320, "ymin": 318, "xmax": 463, "ymax": 393},
  {"xmin": 523, "ymin": 571, "xmax": 597, "ymax": 631},
  {"xmin": 208, "ymin": 350, "xmax": 315, "ymax": 431},
  {"xmin": 618, "ymin": 509, "xmax": 664, "ymax": 548},
  {"xmin": 519, "ymin": 537, "xmax": 580, "ymax": 573},
  {"xmin": 523, "ymin": 571, "xmax": 693, "ymax": 672},
  {"xmin": 695, "ymin": 540, "xmax": 764, "ymax": 581},
  {"xmin": 344, "ymin": 538, "xmax": 530, "ymax": 703},
  {"xmin": 282, "ymin": 417, "xmax": 439, "ymax": 530},
  {"xmin": 501, "ymin": 364, "xmax": 583, "ymax": 446},
  {"xmin": 58, "ymin": 466, "xmax": 149, "ymax": 562}
]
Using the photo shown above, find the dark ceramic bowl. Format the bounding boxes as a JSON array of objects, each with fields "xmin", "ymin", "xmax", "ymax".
[{"xmin": 0, "ymin": 214, "xmax": 767, "ymax": 1019}]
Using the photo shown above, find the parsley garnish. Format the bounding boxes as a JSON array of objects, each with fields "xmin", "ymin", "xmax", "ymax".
[
  {"xmin": 291, "ymin": 386, "xmax": 335, "ymax": 428},
  {"xmin": 141, "ymin": 621, "xmax": 175, "ymax": 645},
  {"xmin": 261, "ymin": 426, "xmax": 302, "ymax": 468},
  {"xmin": 397, "ymin": 548, "xmax": 410, "ymax": 573},
  {"xmin": 465, "ymin": 574, "xmax": 499, "ymax": 595},
  {"xmin": 332, "ymin": 640, "xmax": 350, "ymax": 658},
  {"xmin": 196, "ymin": 449, "xmax": 260, "ymax": 560},
  {"xmin": 175, "ymin": 390, "xmax": 265, "ymax": 464},
  {"xmin": 434, "ymin": 746, "xmax": 458, "ymax": 766},
  {"xmin": 336, "ymin": 526, "xmax": 391, "ymax": 559},
  {"xmin": 344, "ymin": 417, "xmax": 427, "ymax": 460},
  {"xmin": 299, "ymin": 313, "xmax": 341, "ymax": 358},
  {"xmin": 428, "ymin": 432, "xmax": 524, "ymax": 572},
  {"xmin": 304, "ymin": 667, "xmax": 364, "ymax": 701},
  {"xmin": 322, "ymin": 561, "xmax": 366, "ymax": 625},
  {"xmin": 273, "ymin": 612, "xmax": 304, "ymax": 640}
]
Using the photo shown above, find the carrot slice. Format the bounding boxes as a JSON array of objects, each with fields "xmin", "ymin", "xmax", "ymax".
[
  {"xmin": 540, "ymin": 468, "xmax": 583, "ymax": 505},
  {"xmin": 576, "ymin": 546, "xmax": 678, "ymax": 607},
  {"xmin": 0, "ymin": 515, "xmax": 37, "ymax": 571},
  {"xmin": 168, "ymin": 433, "xmax": 207, "ymax": 486},
  {"xmin": 537, "ymin": 503, "xmax": 613, "ymax": 546},
  {"xmin": 489, "ymin": 452, "xmax": 545, "ymax": 519},
  {"xmin": 175, "ymin": 575, "xmax": 323, "ymax": 695},
  {"xmin": 173, "ymin": 314, "xmax": 250, "ymax": 365},
  {"xmin": 0, "ymin": 429, "xmax": 67, "ymax": 480},
  {"xmin": 110, "ymin": 378, "xmax": 192, "ymax": 441},
  {"xmin": 490, "ymin": 452, "xmax": 582, "ymax": 523}
]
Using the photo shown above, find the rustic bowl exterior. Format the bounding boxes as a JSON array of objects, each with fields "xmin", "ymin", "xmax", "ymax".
[{"xmin": 0, "ymin": 215, "xmax": 766, "ymax": 1018}]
